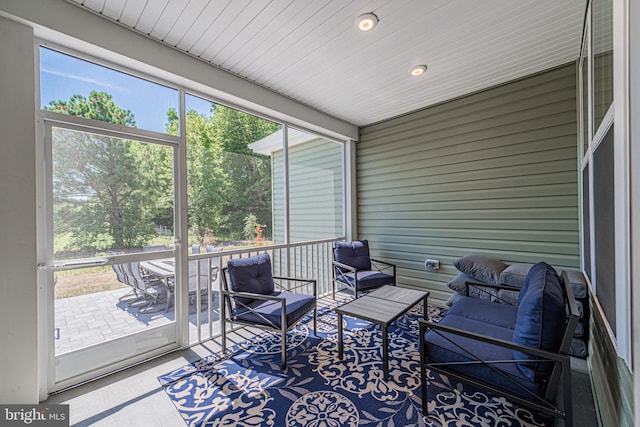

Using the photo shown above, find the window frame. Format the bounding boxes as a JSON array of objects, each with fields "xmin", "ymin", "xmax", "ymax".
[{"xmin": 36, "ymin": 41, "xmax": 352, "ymax": 393}]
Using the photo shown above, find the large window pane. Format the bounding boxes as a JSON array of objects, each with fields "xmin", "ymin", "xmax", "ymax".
[
  {"xmin": 593, "ymin": 126, "xmax": 616, "ymax": 335},
  {"xmin": 52, "ymin": 126, "xmax": 175, "ymax": 355},
  {"xmin": 185, "ymin": 95, "xmax": 282, "ymax": 250},
  {"xmin": 52, "ymin": 127, "xmax": 175, "ymax": 260},
  {"xmin": 40, "ymin": 47, "xmax": 178, "ymax": 134},
  {"xmin": 284, "ymin": 128, "xmax": 344, "ymax": 243}
]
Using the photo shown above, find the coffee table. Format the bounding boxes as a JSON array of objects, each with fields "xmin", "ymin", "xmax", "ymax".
[{"xmin": 334, "ymin": 285, "xmax": 429, "ymax": 380}]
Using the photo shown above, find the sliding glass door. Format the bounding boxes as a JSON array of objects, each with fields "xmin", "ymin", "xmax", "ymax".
[{"xmin": 43, "ymin": 120, "xmax": 180, "ymax": 390}]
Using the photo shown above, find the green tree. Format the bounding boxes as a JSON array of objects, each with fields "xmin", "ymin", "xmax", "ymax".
[
  {"xmin": 47, "ymin": 91, "xmax": 136, "ymax": 126},
  {"xmin": 210, "ymin": 105, "xmax": 280, "ymax": 239},
  {"xmin": 243, "ymin": 213, "xmax": 259, "ymax": 240},
  {"xmin": 47, "ymin": 91, "xmax": 157, "ymax": 250},
  {"xmin": 167, "ymin": 108, "xmax": 229, "ymax": 243}
]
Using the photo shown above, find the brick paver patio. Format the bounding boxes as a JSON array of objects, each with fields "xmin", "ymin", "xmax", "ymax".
[{"xmin": 55, "ymin": 288, "xmax": 220, "ymax": 354}]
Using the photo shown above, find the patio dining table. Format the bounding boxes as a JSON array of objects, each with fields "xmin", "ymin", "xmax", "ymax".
[
  {"xmin": 141, "ymin": 258, "xmax": 219, "ymax": 313},
  {"xmin": 141, "ymin": 259, "xmax": 175, "ymax": 312}
]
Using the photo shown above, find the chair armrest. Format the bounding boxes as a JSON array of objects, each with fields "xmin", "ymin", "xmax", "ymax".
[
  {"xmin": 418, "ymin": 319, "xmax": 567, "ymax": 362},
  {"xmin": 272, "ymin": 276, "xmax": 315, "ymax": 284},
  {"xmin": 273, "ymin": 276, "xmax": 317, "ymax": 295},
  {"xmin": 370, "ymin": 258, "xmax": 396, "ymax": 276},
  {"xmin": 221, "ymin": 290, "xmax": 287, "ymax": 330},
  {"xmin": 221, "ymin": 289, "xmax": 285, "ymax": 303},
  {"xmin": 370, "ymin": 258, "xmax": 396, "ymax": 269},
  {"xmin": 332, "ymin": 260, "xmax": 357, "ymax": 273}
]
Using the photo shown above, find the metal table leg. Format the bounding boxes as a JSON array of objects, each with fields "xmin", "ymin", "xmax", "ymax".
[
  {"xmin": 382, "ymin": 325, "xmax": 389, "ymax": 380},
  {"xmin": 337, "ymin": 312, "xmax": 344, "ymax": 360},
  {"xmin": 423, "ymin": 295, "xmax": 428, "ymax": 320}
]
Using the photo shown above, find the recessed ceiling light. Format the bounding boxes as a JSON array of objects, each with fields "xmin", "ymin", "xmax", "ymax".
[
  {"xmin": 409, "ymin": 65, "xmax": 428, "ymax": 77},
  {"xmin": 355, "ymin": 13, "xmax": 379, "ymax": 32}
]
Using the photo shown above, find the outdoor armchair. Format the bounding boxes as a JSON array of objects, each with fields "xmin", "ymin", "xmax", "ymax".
[
  {"xmin": 332, "ymin": 240, "xmax": 396, "ymax": 299},
  {"xmin": 220, "ymin": 253, "xmax": 317, "ymax": 370}
]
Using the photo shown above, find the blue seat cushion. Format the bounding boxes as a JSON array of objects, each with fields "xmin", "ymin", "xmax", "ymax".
[
  {"xmin": 336, "ymin": 271, "xmax": 394, "ymax": 291},
  {"xmin": 227, "ymin": 253, "xmax": 274, "ymax": 306},
  {"xmin": 424, "ymin": 314, "xmax": 543, "ymax": 398},
  {"xmin": 446, "ymin": 296, "xmax": 518, "ymax": 329},
  {"xmin": 232, "ymin": 291, "xmax": 316, "ymax": 329},
  {"xmin": 513, "ymin": 262, "xmax": 566, "ymax": 383},
  {"xmin": 334, "ymin": 240, "xmax": 372, "ymax": 271}
]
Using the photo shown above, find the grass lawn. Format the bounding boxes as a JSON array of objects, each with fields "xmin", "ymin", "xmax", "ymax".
[
  {"xmin": 55, "ymin": 266, "xmax": 126, "ymax": 299},
  {"xmin": 52, "ymin": 235, "xmax": 175, "ymax": 300}
]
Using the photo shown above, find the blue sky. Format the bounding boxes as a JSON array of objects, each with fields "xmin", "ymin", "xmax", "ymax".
[{"xmin": 39, "ymin": 47, "xmax": 214, "ymax": 133}]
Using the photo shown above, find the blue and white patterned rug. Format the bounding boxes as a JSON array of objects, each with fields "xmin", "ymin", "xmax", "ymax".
[{"xmin": 158, "ymin": 300, "xmax": 548, "ymax": 426}]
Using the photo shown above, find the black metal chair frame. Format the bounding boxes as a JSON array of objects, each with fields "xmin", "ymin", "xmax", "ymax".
[
  {"xmin": 419, "ymin": 271, "xmax": 579, "ymax": 427},
  {"xmin": 220, "ymin": 267, "xmax": 317, "ymax": 370},
  {"xmin": 459, "ymin": 281, "xmax": 522, "ymax": 305},
  {"xmin": 331, "ymin": 247, "xmax": 396, "ymax": 299}
]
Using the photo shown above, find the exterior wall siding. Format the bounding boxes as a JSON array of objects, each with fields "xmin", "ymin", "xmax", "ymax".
[
  {"xmin": 357, "ymin": 63, "xmax": 579, "ymax": 306},
  {"xmin": 272, "ymin": 138, "xmax": 344, "ymax": 243}
]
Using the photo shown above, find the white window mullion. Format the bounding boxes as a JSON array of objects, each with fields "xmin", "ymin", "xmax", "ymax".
[
  {"xmin": 629, "ymin": 0, "xmax": 640, "ymax": 413},
  {"xmin": 37, "ymin": 119, "xmax": 55, "ymax": 400},
  {"xmin": 176, "ymin": 89, "xmax": 190, "ymax": 347},
  {"xmin": 612, "ymin": 0, "xmax": 632, "ymax": 368},
  {"xmin": 345, "ymin": 139, "xmax": 357, "ymax": 241},
  {"xmin": 283, "ymin": 125, "xmax": 290, "ymax": 276}
]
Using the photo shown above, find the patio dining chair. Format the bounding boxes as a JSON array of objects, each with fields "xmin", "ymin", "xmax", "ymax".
[
  {"xmin": 112, "ymin": 263, "xmax": 142, "ymax": 303},
  {"xmin": 221, "ymin": 253, "xmax": 317, "ymax": 369},
  {"xmin": 332, "ymin": 240, "xmax": 396, "ymax": 299},
  {"xmin": 122, "ymin": 262, "xmax": 166, "ymax": 313},
  {"xmin": 187, "ymin": 257, "xmax": 220, "ymax": 311}
]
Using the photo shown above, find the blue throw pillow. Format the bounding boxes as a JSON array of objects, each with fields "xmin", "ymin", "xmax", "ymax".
[
  {"xmin": 334, "ymin": 240, "xmax": 372, "ymax": 271},
  {"xmin": 227, "ymin": 253, "xmax": 275, "ymax": 306},
  {"xmin": 512, "ymin": 262, "xmax": 566, "ymax": 383}
]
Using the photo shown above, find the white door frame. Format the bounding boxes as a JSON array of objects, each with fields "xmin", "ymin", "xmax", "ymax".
[{"xmin": 38, "ymin": 113, "xmax": 184, "ymax": 394}]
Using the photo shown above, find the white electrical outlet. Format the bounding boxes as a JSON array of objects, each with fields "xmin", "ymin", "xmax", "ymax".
[{"xmin": 424, "ymin": 259, "xmax": 440, "ymax": 270}]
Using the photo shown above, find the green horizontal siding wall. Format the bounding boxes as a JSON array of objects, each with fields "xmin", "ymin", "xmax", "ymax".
[
  {"xmin": 357, "ymin": 63, "xmax": 580, "ymax": 305},
  {"xmin": 272, "ymin": 138, "xmax": 344, "ymax": 243}
]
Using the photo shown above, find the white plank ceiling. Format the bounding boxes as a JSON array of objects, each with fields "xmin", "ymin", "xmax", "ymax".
[{"xmin": 66, "ymin": 0, "xmax": 586, "ymax": 127}]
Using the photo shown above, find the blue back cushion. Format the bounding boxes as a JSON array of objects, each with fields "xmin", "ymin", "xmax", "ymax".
[
  {"xmin": 512, "ymin": 262, "xmax": 566, "ymax": 383},
  {"xmin": 334, "ymin": 240, "xmax": 372, "ymax": 271},
  {"xmin": 517, "ymin": 263, "xmax": 559, "ymax": 305},
  {"xmin": 227, "ymin": 253, "xmax": 274, "ymax": 306}
]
